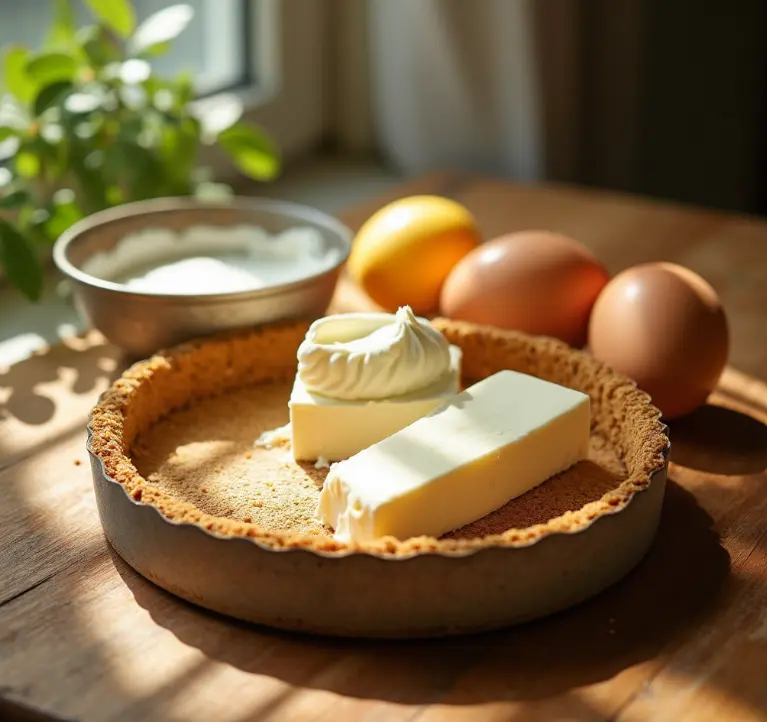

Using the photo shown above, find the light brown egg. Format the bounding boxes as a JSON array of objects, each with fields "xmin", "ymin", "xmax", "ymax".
[
  {"xmin": 588, "ymin": 262, "xmax": 729, "ymax": 419},
  {"xmin": 439, "ymin": 231, "xmax": 610, "ymax": 347}
]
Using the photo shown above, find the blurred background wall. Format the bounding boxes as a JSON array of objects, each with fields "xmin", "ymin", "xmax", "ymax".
[{"xmin": 355, "ymin": 0, "xmax": 767, "ymax": 214}]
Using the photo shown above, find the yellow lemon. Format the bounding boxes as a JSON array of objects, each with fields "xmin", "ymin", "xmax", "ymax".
[{"xmin": 348, "ymin": 195, "xmax": 480, "ymax": 313}]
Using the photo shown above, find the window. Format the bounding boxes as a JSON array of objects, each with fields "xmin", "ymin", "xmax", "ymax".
[
  {"xmin": 136, "ymin": 0, "xmax": 255, "ymax": 96},
  {"xmin": 0, "ymin": 0, "xmax": 253, "ymax": 96}
]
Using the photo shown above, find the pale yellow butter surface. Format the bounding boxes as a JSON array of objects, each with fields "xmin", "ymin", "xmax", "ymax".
[{"xmin": 317, "ymin": 370, "xmax": 590, "ymax": 542}]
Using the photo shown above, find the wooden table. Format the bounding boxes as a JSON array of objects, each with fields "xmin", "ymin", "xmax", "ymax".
[{"xmin": 2, "ymin": 172, "xmax": 766, "ymax": 722}]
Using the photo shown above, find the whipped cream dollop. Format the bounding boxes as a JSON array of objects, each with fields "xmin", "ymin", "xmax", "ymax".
[{"xmin": 297, "ymin": 306, "xmax": 453, "ymax": 401}]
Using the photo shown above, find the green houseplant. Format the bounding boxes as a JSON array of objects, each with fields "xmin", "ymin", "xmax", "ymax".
[{"xmin": 0, "ymin": 0, "xmax": 280, "ymax": 300}]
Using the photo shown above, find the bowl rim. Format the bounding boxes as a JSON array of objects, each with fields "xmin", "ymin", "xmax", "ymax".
[{"xmin": 52, "ymin": 195, "xmax": 354, "ymax": 302}]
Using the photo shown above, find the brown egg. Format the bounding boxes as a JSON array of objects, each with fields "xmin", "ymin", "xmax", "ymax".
[
  {"xmin": 588, "ymin": 262, "xmax": 729, "ymax": 419},
  {"xmin": 439, "ymin": 231, "xmax": 610, "ymax": 347}
]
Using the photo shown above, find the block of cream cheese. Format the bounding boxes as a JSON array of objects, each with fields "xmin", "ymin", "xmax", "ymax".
[
  {"xmin": 290, "ymin": 354, "xmax": 460, "ymax": 461},
  {"xmin": 317, "ymin": 370, "xmax": 590, "ymax": 542},
  {"xmin": 290, "ymin": 306, "xmax": 461, "ymax": 461}
]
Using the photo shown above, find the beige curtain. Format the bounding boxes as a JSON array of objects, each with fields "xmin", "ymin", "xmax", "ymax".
[
  {"xmin": 330, "ymin": 0, "xmax": 766, "ymax": 213},
  {"xmin": 343, "ymin": 0, "xmax": 645, "ymax": 188}
]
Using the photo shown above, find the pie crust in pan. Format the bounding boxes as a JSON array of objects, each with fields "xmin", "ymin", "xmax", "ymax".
[{"xmin": 88, "ymin": 319, "xmax": 669, "ymax": 638}]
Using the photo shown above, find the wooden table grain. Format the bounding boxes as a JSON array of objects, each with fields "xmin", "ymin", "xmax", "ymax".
[{"xmin": 1, "ymin": 172, "xmax": 766, "ymax": 722}]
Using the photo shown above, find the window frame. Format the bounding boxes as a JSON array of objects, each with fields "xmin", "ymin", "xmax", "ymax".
[
  {"xmin": 203, "ymin": 0, "xmax": 328, "ymax": 184},
  {"xmin": 193, "ymin": 0, "xmax": 256, "ymax": 96}
]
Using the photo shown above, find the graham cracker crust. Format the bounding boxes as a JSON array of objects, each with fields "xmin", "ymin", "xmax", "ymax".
[{"xmin": 88, "ymin": 319, "xmax": 668, "ymax": 557}]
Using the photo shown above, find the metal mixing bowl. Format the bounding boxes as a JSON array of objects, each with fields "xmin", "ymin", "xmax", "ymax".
[{"xmin": 53, "ymin": 197, "xmax": 352, "ymax": 358}]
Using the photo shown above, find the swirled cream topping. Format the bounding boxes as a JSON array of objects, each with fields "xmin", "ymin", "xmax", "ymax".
[{"xmin": 297, "ymin": 306, "xmax": 453, "ymax": 401}]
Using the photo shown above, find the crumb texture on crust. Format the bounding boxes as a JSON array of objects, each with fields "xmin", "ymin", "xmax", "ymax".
[{"xmin": 88, "ymin": 319, "xmax": 668, "ymax": 557}]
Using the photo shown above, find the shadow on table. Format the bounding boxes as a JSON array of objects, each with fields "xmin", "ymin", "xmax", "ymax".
[
  {"xmin": 667, "ymin": 403, "xmax": 767, "ymax": 475},
  {"xmin": 0, "ymin": 334, "xmax": 123, "ymax": 426},
  {"xmin": 114, "ymin": 480, "xmax": 730, "ymax": 707},
  {"xmin": 0, "ymin": 334, "xmax": 126, "ymax": 468},
  {"xmin": 0, "ymin": 697, "xmax": 64, "ymax": 722}
]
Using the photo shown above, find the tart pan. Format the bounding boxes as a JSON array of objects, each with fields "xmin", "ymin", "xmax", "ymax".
[{"xmin": 87, "ymin": 320, "xmax": 669, "ymax": 638}]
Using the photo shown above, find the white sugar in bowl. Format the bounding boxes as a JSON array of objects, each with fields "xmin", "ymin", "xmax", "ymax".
[{"xmin": 53, "ymin": 197, "xmax": 352, "ymax": 358}]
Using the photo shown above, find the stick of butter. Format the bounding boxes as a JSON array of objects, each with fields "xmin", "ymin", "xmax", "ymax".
[{"xmin": 317, "ymin": 370, "xmax": 590, "ymax": 542}]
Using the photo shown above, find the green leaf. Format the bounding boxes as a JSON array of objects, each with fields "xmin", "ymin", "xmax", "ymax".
[
  {"xmin": 0, "ymin": 95, "xmax": 28, "ymax": 130},
  {"xmin": 119, "ymin": 59, "xmax": 151, "ymax": 84},
  {"xmin": 0, "ymin": 189, "xmax": 31, "ymax": 209},
  {"xmin": 14, "ymin": 152, "xmax": 40, "ymax": 178},
  {"xmin": 45, "ymin": 0, "xmax": 78, "ymax": 49},
  {"xmin": 105, "ymin": 139, "xmax": 165, "ymax": 201},
  {"xmin": 139, "ymin": 41, "xmax": 171, "ymax": 58},
  {"xmin": 115, "ymin": 113, "xmax": 143, "ymax": 139},
  {"xmin": 15, "ymin": 205, "xmax": 52, "ymax": 248},
  {"xmin": 0, "ymin": 126, "xmax": 18, "ymax": 142},
  {"xmin": 64, "ymin": 90, "xmax": 103, "ymax": 115},
  {"xmin": 159, "ymin": 117, "xmax": 198, "ymax": 193},
  {"xmin": 85, "ymin": 0, "xmax": 136, "ymax": 39},
  {"xmin": 194, "ymin": 181, "xmax": 233, "ymax": 201},
  {"xmin": 44, "ymin": 191, "xmax": 84, "ymax": 240},
  {"xmin": 0, "ymin": 137, "xmax": 19, "ymax": 162},
  {"xmin": 130, "ymin": 151, "xmax": 165, "ymax": 200},
  {"xmin": 105, "ymin": 185, "xmax": 123, "ymax": 205},
  {"xmin": 0, "ymin": 220, "xmax": 43, "ymax": 301},
  {"xmin": 33, "ymin": 80, "xmax": 73, "ymax": 116},
  {"xmin": 165, "ymin": 72, "xmax": 194, "ymax": 109},
  {"xmin": 194, "ymin": 93, "xmax": 243, "ymax": 143},
  {"xmin": 118, "ymin": 84, "xmax": 148, "ymax": 110},
  {"xmin": 70, "ymin": 141, "xmax": 108, "ymax": 212},
  {"xmin": 130, "ymin": 4, "xmax": 194, "ymax": 55},
  {"xmin": 3, "ymin": 47, "xmax": 36, "ymax": 104},
  {"xmin": 79, "ymin": 26, "xmax": 121, "ymax": 68},
  {"xmin": 31, "ymin": 135, "xmax": 66, "ymax": 180},
  {"xmin": 217, "ymin": 122, "xmax": 280, "ymax": 180},
  {"xmin": 26, "ymin": 53, "xmax": 78, "ymax": 86}
]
